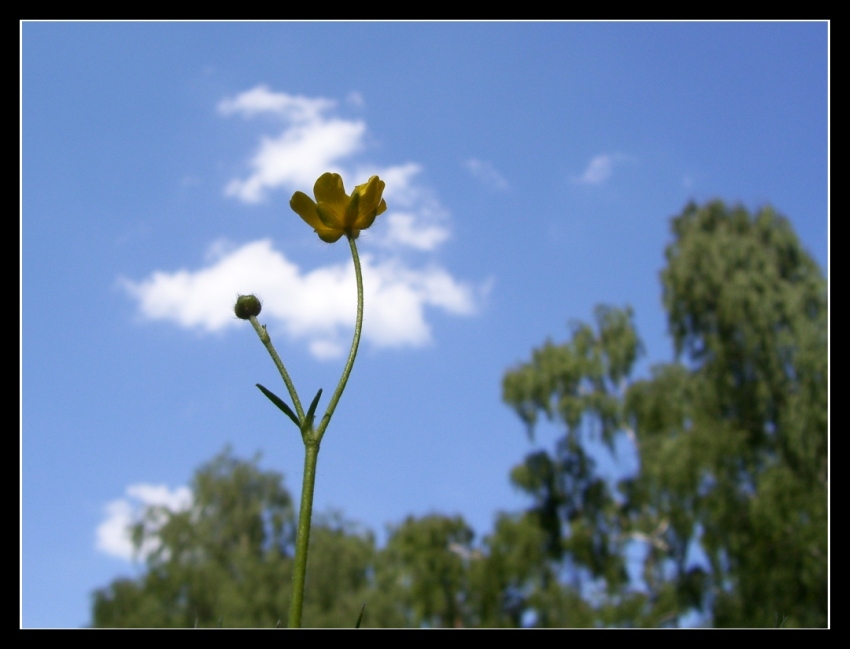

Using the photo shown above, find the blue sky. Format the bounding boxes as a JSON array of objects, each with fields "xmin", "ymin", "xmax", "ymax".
[{"xmin": 22, "ymin": 21, "xmax": 828, "ymax": 628}]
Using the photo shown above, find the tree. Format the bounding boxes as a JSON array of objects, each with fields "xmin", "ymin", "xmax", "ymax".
[
  {"xmin": 502, "ymin": 306, "xmax": 655, "ymax": 626},
  {"xmin": 297, "ymin": 513, "xmax": 383, "ymax": 627},
  {"xmin": 92, "ymin": 449, "xmax": 385, "ymax": 628},
  {"xmin": 502, "ymin": 201, "xmax": 827, "ymax": 627},
  {"xmin": 92, "ymin": 449, "xmax": 295, "ymax": 627},
  {"xmin": 375, "ymin": 514, "xmax": 476, "ymax": 628},
  {"xmin": 629, "ymin": 201, "xmax": 827, "ymax": 626},
  {"xmin": 470, "ymin": 511, "xmax": 600, "ymax": 627}
]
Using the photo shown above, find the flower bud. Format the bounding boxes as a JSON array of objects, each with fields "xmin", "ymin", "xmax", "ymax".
[{"xmin": 234, "ymin": 294, "xmax": 262, "ymax": 320}]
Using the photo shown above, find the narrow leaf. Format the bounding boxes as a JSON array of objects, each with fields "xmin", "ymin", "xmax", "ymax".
[
  {"xmin": 256, "ymin": 384, "xmax": 300, "ymax": 428},
  {"xmin": 354, "ymin": 603, "xmax": 366, "ymax": 628},
  {"xmin": 304, "ymin": 388, "xmax": 323, "ymax": 429}
]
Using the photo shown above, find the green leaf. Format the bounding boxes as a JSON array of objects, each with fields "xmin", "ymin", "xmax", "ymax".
[
  {"xmin": 303, "ymin": 388, "xmax": 323, "ymax": 430},
  {"xmin": 354, "ymin": 603, "xmax": 365, "ymax": 628},
  {"xmin": 256, "ymin": 384, "xmax": 300, "ymax": 428}
]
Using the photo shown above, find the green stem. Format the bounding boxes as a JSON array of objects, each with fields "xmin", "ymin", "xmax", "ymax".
[
  {"xmin": 249, "ymin": 315, "xmax": 304, "ymax": 421},
  {"xmin": 315, "ymin": 236, "xmax": 364, "ymax": 444},
  {"xmin": 288, "ymin": 441, "xmax": 319, "ymax": 628},
  {"xmin": 287, "ymin": 235, "xmax": 365, "ymax": 627}
]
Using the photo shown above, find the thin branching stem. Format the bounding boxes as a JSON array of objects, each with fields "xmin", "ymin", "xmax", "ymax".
[
  {"xmin": 249, "ymin": 315, "xmax": 304, "ymax": 421},
  {"xmin": 315, "ymin": 236, "xmax": 364, "ymax": 444},
  {"xmin": 287, "ymin": 235, "xmax": 364, "ymax": 628}
]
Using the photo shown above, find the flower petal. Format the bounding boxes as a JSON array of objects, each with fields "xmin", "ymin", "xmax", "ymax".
[
  {"xmin": 343, "ymin": 190, "xmax": 361, "ymax": 229},
  {"xmin": 352, "ymin": 176, "xmax": 387, "ymax": 229},
  {"xmin": 316, "ymin": 229, "xmax": 344, "ymax": 243},
  {"xmin": 355, "ymin": 176, "xmax": 385, "ymax": 212},
  {"xmin": 316, "ymin": 205, "xmax": 342, "ymax": 229},
  {"xmin": 291, "ymin": 191, "xmax": 343, "ymax": 242},
  {"xmin": 356, "ymin": 207, "xmax": 379, "ymax": 231},
  {"xmin": 290, "ymin": 192, "xmax": 322, "ymax": 229},
  {"xmin": 314, "ymin": 172, "xmax": 348, "ymax": 209}
]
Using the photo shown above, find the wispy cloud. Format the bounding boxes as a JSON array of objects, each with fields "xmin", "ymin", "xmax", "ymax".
[
  {"xmin": 345, "ymin": 91, "xmax": 365, "ymax": 108},
  {"xmin": 381, "ymin": 213, "xmax": 450, "ymax": 251},
  {"xmin": 464, "ymin": 158, "xmax": 509, "ymax": 192},
  {"xmin": 96, "ymin": 484, "xmax": 192, "ymax": 561},
  {"xmin": 121, "ymin": 239, "xmax": 479, "ymax": 360},
  {"xmin": 571, "ymin": 153, "xmax": 629, "ymax": 186},
  {"xmin": 217, "ymin": 86, "xmax": 335, "ymax": 123},
  {"xmin": 123, "ymin": 86, "xmax": 482, "ymax": 359},
  {"xmin": 219, "ymin": 87, "xmax": 364, "ymax": 203},
  {"xmin": 219, "ymin": 87, "xmax": 453, "ymax": 252}
]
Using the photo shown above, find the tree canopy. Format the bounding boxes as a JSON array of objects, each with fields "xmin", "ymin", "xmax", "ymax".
[
  {"xmin": 92, "ymin": 200, "xmax": 827, "ymax": 627},
  {"xmin": 502, "ymin": 200, "xmax": 827, "ymax": 626},
  {"xmin": 633, "ymin": 201, "xmax": 827, "ymax": 626}
]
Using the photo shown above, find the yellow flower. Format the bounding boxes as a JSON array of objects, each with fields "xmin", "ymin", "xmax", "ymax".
[{"xmin": 290, "ymin": 172, "xmax": 387, "ymax": 243}]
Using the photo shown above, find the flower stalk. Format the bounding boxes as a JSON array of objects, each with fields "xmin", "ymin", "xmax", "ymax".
[
  {"xmin": 236, "ymin": 172, "xmax": 383, "ymax": 628},
  {"xmin": 287, "ymin": 235, "xmax": 364, "ymax": 627}
]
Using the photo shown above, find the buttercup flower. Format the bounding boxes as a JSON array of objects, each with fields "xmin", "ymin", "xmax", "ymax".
[{"xmin": 290, "ymin": 172, "xmax": 387, "ymax": 243}]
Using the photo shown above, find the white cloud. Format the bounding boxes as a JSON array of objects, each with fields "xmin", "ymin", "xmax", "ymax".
[
  {"xmin": 382, "ymin": 213, "xmax": 450, "ymax": 251},
  {"xmin": 219, "ymin": 86, "xmax": 366, "ymax": 203},
  {"xmin": 122, "ymin": 87, "xmax": 482, "ymax": 357},
  {"xmin": 217, "ymin": 85, "xmax": 335, "ymax": 123},
  {"xmin": 223, "ymin": 118, "xmax": 366, "ymax": 203},
  {"xmin": 360, "ymin": 162, "xmax": 423, "ymax": 208},
  {"xmin": 121, "ymin": 239, "xmax": 480, "ymax": 359},
  {"xmin": 464, "ymin": 158, "xmax": 509, "ymax": 191},
  {"xmin": 219, "ymin": 87, "xmax": 454, "ymax": 255},
  {"xmin": 356, "ymin": 163, "xmax": 452, "ymax": 250},
  {"xmin": 96, "ymin": 484, "xmax": 192, "ymax": 561},
  {"xmin": 571, "ymin": 153, "xmax": 628, "ymax": 186}
]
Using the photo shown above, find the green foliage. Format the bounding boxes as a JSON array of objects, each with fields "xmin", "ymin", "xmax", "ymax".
[
  {"xmin": 298, "ymin": 513, "xmax": 377, "ymax": 627},
  {"xmin": 502, "ymin": 306, "xmax": 646, "ymax": 625},
  {"xmin": 91, "ymin": 452, "xmax": 481, "ymax": 628},
  {"xmin": 377, "ymin": 514, "xmax": 475, "ymax": 627},
  {"xmin": 502, "ymin": 200, "xmax": 827, "ymax": 627},
  {"xmin": 470, "ymin": 512, "xmax": 595, "ymax": 627},
  {"xmin": 93, "ymin": 449, "xmax": 295, "ymax": 627},
  {"xmin": 92, "ymin": 449, "xmax": 389, "ymax": 628},
  {"xmin": 631, "ymin": 201, "xmax": 828, "ymax": 627}
]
